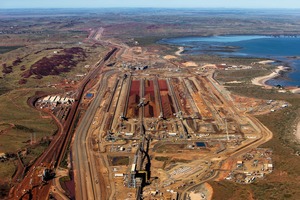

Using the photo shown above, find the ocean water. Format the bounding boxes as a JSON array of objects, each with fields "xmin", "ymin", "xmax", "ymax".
[{"xmin": 159, "ymin": 35, "xmax": 300, "ymax": 87}]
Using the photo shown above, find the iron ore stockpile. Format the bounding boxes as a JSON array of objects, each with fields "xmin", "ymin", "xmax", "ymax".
[
  {"xmin": 127, "ymin": 80, "xmax": 140, "ymax": 118},
  {"xmin": 158, "ymin": 79, "xmax": 175, "ymax": 118},
  {"xmin": 144, "ymin": 80, "xmax": 157, "ymax": 118}
]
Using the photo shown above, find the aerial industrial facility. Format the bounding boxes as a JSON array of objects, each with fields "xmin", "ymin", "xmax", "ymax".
[
  {"xmin": 11, "ymin": 38, "xmax": 279, "ymax": 199},
  {"xmin": 4, "ymin": 8, "xmax": 299, "ymax": 200}
]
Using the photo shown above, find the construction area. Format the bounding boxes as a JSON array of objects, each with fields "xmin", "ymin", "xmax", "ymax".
[
  {"xmin": 26, "ymin": 48, "xmax": 278, "ymax": 200},
  {"xmin": 8, "ymin": 40, "xmax": 279, "ymax": 200},
  {"xmin": 35, "ymin": 95, "xmax": 75, "ymax": 122},
  {"xmin": 82, "ymin": 59, "xmax": 274, "ymax": 200},
  {"xmin": 225, "ymin": 148, "xmax": 273, "ymax": 184},
  {"xmin": 20, "ymin": 35, "xmax": 280, "ymax": 200}
]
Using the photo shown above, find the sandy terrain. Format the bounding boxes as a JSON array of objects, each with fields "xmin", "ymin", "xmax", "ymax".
[
  {"xmin": 163, "ymin": 55, "xmax": 177, "ymax": 60},
  {"xmin": 296, "ymin": 120, "xmax": 300, "ymax": 141},
  {"xmin": 258, "ymin": 60, "xmax": 275, "ymax": 64},
  {"xmin": 215, "ymin": 158, "xmax": 235, "ymax": 181},
  {"xmin": 252, "ymin": 66, "xmax": 287, "ymax": 88},
  {"xmin": 132, "ymin": 46, "xmax": 142, "ymax": 53},
  {"xmin": 188, "ymin": 183, "xmax": 213, "ymax": 200},
  {"xmin": 290, "ymin": 88, "xmax": 300, "ymax": 94},
  {"xmin": 189, "ymin": 192, "xmax": 202, "ymax": 200},
  {"xmin": 182, "ymin": 61, "xmax": 198, "ymax": 67},
  {"xmin": 201, "ymin": 64, "xmax": 217, "ymax": 69},
  {"xmin": 252, "ymin": 66, "xmax": 300, "ymax": 93},
  {"xmin": 94, "ymin": 27, "xmax": 104, "ymax": 40},
  {"xmin": 175, "ymin": 47, "xmax": 184, "ymax": 56},
  {"xmin": 204, "ymin": 183, "xmax": 213, "ymax": 200},
  {"xmin": 226, "ymin": 81, "xmax": 243, "ymax": 84}
]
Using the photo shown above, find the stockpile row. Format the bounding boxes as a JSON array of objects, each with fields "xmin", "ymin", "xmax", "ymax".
[
  {"xmin": 144, "ymin": 80, "xmax": 157, "ymax": 118},
  {"xmin": 127, "ymin": 80, "xmax": 140, "ymax": 118},
  {"xmin": 158, "ymin": 80, "xmax": 175, "ymax": 118}
]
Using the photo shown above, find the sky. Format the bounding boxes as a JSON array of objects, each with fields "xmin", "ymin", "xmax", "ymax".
[{"xmin": 1, "ymin": 0, "xmax": 300, "ymax": 9}]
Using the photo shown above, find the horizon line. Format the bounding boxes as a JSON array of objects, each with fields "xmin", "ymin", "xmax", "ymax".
[{"xmin": 1, "ymin": 7, "xmax": 300, "ymax": 10}]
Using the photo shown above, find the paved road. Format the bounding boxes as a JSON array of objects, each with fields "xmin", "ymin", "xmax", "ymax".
[
  {"xmin": 73, "ymin": 69, "xmax": 117, "ymax": 200},
  {"xmin": 178, "ymin": 77, "xmax": 273, "ymax": 200},
  {"xmin": 179, "ymin": 117, "xmax": 273, "ymax": 199}
]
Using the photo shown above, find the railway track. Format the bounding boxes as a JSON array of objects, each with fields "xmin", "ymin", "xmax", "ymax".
[
  {"xmin": 167, "ymin": 78, "xmax": 190, "ymax": 138},
  {"xmin": 72, "ymin": 45, "xmax": 119, "ymax": 200},
  {"xmin": 181, "ymin": 78, "xmax": 201, "ymax": 117},
  {"xmin": 179, "ymin": 121, "xmax": 272, "ymax": 200},
  {"xmin": 106, "ymin": 79, "xmax": 120, "ymax": 113},
  {"xmin": 56, "ymin": 47, "xmax": 120, "ymax": 171},
  {"xmin": 10, "ymin": 47, "xmax": 119, "ymax": 200},
  {"xmin": 177, "ymin": 76, "xmax": 274, "ymax": 200},
  {"xmin": 108, "ymin": 76, "xmax": 126, "ymax": 132}
]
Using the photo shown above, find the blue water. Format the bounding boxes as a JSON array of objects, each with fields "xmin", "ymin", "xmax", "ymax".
[
  {"xmin": 86, "ymin": 93, "xmax": 93, "ymax": 98},
  {"xmin": 160, "ymin": 35, "xmax": 300, "ymax": 87},
  {"xmin": 195, "ymin": 142, "xmax": 206, "ymax": 147}
]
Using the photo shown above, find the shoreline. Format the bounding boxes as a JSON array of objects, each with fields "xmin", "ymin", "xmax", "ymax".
[
  {"xmin": 290, "ymin": 88, "xmax": 300, "ymax": 93},
  {"xmin": 175, "ymin": 46, "xmax": 184, "ymax": 56},
  {"xmin": 252, "ymin": 65, "xmax": 287, "ymax": 88},
  {"xmin": 251, "ymin": 65, "xmax": 300, "ymax": 93}
]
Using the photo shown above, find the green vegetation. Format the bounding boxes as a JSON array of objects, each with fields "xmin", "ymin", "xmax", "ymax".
[
  {"xmin": 170, "ymin": 159, "xmax": 190, "ymax": 163},
  {"xmin": 60, "ymin": 137, "xmax": 72, "ymax": 169},
  {"xmin": 21, "ymin": 143, "xmax": 51, "ymax": 166},
  {"xmin": 0, "ymin": 160, "xmax": 16, "ymax": 182},
  {"xmin": 210, "ymin": 99, "xmax": 300, "ymax": 199},
  {"xmin": 109, "ymin": 156, "xmax": 130, "ymax": 166},
  {"xmin": 211, "ymin": 67, "xmax": 300, "ymax": 200},
  {"xmin": 133, "ymin": 36, "xmax": 164, "ymax": 46},
  {"xmin": 0, "ymin": 45, "xmax": 106, "ymax": 89},
  {"xmin": 0, "ymin": 160, "xmax": 16, "ymax": 198},
  {"xmin": 13, "ymin": 124, "xmax": 35, "ymax": 133},
  {"xmin": 60, "ymin": 175, "xmax": 71, "ymax": 182},
  {"xmin": 0, "ymin": 46, "xmax": 23, "ymax": 54},
  {"xmin": 0, "ymin": 38, "xmax": 105, "ymax": 189},
  {"xmin": 1, "ymin": 8, "xmax": 300, "ymax": 199},
  {"xmin": 154, "ymin": 156, "xmax": 191, "ymax": 170},
  {"xmin": 0, "ymin": 123, "xmax": 11, "ymax": 131},
  {"xmin": 186, "ymin": 55, "xmax": 262, "ymax": 66},
  {"xmin": 155, "ymin": 156, "xmax": 169, "ymax": 162},
  {"xmin": 155, "ymin": 143, "xmax": 186, "ymax": 153},
  {"xmin": 59, "ymin": 175, "xmax": 72, "ymax": 197},
  {"xmin": 0, "ymin": 183, "xmax": 11, "ymax": 199},
  {"xmin": 215, "ymin": 68, "xmax": 272, "ymax": 83},
  {"xmin": 0, "ymin": 89, "xmax": 57, "ymax": 153},
  {"xmin": 0, "ymin": 85, "xmax": 10, "ymax": 96}
]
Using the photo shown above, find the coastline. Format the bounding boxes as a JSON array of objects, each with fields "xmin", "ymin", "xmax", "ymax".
[
  {"xmin": 290, "ymin": 88, "xmax": 300, "ymax": 93},
  {"xmin": 251, "ymin": 65, "xmax": 300, "ymax": 93},
  {"xmin": 251, "ymin": 66, "xmax": 287, "ymax": 88},
  {"xmin": 162, "ymin": 35, "xmax": 300, "ymax": 91},
  {"xmin": 251, "ymin": 63, "xmax": 300, "ymax": 142},
  {"xmin": 175, "ymin": 46, "xmax": 184, "ymax": 56}
]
